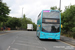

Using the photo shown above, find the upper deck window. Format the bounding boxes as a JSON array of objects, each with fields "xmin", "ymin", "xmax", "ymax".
[{"xmin": 43, "ymin": 10, "xmax": 60, "ymax": 19}]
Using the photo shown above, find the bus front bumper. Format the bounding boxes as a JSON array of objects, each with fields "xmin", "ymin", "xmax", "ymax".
[{"xmin": 39, "ymin": 31, "xmax": 60, "ymax": 40}]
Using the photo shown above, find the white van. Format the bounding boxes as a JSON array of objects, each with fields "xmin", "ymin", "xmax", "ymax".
[{"xmin": 27, "ymin": 24, "xmax": 33, "ymax": 31}]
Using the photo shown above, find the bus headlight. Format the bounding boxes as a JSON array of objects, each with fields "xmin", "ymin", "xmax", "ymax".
[{"xmin": 57, "ymin": 34, "xmax": 59, "ymax": 36}]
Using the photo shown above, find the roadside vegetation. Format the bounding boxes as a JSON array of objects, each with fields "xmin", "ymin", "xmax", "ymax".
[
  {"xmin": 50, "ymin": 5, "xmax": 75, "ymax": 39},
  {"xmin": 0, "ymin": 2, "xmax": 36, "ymax": 31},
  {"xmin": 61, "ymin": 5, "xmax": 75, "ymax": 39},
  {"xmin": 5, "ymin": 14, "xmax": 37, "ymax": 31}
]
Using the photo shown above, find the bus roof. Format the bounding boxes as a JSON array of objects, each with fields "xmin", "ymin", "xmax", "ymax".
[{"xmin": 42, "ymin": 10, "xmax": 60, "ymax": 12}]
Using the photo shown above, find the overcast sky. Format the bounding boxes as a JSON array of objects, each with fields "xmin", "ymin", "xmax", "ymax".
[{"xmin": 3, "ymin": 0, "xmax": 75, "ymax": 24}]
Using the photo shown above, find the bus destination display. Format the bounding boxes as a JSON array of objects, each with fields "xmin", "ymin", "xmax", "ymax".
[{"xmin": 45, "ymin": 19, "xmax": 57, "ymax": 23}]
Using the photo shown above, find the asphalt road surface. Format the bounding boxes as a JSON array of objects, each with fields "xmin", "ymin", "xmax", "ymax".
[{"xmin": 0, "ymin": 31, "xmax": 75, "ymax": 50}]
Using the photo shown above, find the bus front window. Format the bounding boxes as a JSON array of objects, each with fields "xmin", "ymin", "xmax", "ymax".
[{"xmin": 42, "ymin": 23, "xmax": 60, "ymax": 33}]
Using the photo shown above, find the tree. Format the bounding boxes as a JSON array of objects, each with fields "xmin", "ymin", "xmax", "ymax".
[
  {"xmin": 23, "ymin": 14, "xmax": 25, "ymax": 18},
  {"xmin": 50, "ymin": 6, "xmax": 57, "ymax": 10},
  {"xmin": 21, "ymin": 14, "xmax": 27, "ymax": 29},
  {"xmin": 18, "ymin": 14, "xmax": 33, "ymax": 30},
  {"xmin": 0, "ymin": 2, "xmax": 10, "ymax": 22},
  {"xmin": 6, "ymin": 17, "xmax": 21, "ymax": 29},
  {"xmin": 50, "ymin": 6, "xmax": 62, "ymax": 12},
  {"xmin": 32, "ymin": 23, "xmax": 37, "ymax": 31},
  {"xmin": 61, "ymin": 5, "xmax": 75, "ymax": 32},
  {"xmin": 72, "ymin": 27, "xmax": 75, "ymax": 38}
]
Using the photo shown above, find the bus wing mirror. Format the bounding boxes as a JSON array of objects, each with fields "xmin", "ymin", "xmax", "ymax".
[
  {"xmin": 61, "ymin": 24, "xmax": 63, "ymax": 28},
  {"xmin": 39, "ymin": 25, "xmax": 40, "ymax": 27}
]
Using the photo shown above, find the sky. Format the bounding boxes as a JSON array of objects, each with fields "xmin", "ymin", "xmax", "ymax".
[{"xmin": 2, "ymin": 0, "xmax": 75, "ymax": 24}]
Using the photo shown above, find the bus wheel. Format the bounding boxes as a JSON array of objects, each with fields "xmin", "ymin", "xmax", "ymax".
[
  {"xmin": 39, "ymin": 34, "xmax": 42, "ymax": 40},
  {"xmin": 36, "ymin": 34, "xmax": 38, "ymax": 37},
  {"xmin": 36, "ymin": 32, "xmax": 38, "ymax": 37}
]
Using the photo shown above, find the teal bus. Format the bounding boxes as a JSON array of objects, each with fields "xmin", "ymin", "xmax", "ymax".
[{"xmin": 36, "ymin": 10, "xmax": 61, "ymax": 40}]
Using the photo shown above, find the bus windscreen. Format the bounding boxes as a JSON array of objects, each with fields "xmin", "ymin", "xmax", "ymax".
[{"xmin": 42, "ymin": 23, "xmax": 60, "ymax": 33}]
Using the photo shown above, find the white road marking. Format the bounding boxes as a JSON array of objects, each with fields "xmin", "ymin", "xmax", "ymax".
[
  {"xmin": 19, "ymin": 41, "xmax": 39, "ymax": 45},
  {"xmin": 11, "ymin": 36, "xmax": 18, "ymax": 44},
  {"xmin": 7, "ymin": 46, "xmax": 10, "ymax": 50},
  {"xmin": 38, "ymin": 41, "xmax": 47, "ymax": 50},
  {"xmin": 15, "ymin": 43, "xmax": 44, "ymax": 49},
  {"xmin": 11, "ymin": 40, "xmax": 15, "ymax": 44},
  {"xmin": 64, "ymin": 46, "xmax": 74, "ymax": 49},
  {"xmin": 60, "ymin": 40, "xmax": 75, "ymax": 47},
  {"xmin": 43, "ymin": 47, "xmax": 47, "ymax": 50},
  {"xmin": 11, "ymin": 48, "xmax": 19, "ymax": 50},
  {"xmin": 53, "ymin": 46, "xmax": 74, "ymax": 49}
]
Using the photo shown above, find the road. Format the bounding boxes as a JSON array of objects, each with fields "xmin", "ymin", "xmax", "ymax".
[{"xmin": 0, "ymin": 31, "xmax": 75, "ymax": 50}]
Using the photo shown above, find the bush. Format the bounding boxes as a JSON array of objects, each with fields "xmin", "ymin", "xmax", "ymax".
[
  {"xmin": 72, "ymin": 33, "xmax": 75, "ymax": 38},
  {"xmin": 72, "ymin": 27, "xmax": 75, "ymax": 38},
  {"xmin": 72, "ymin": 27, "xmax": 75, "ymax": 32}
]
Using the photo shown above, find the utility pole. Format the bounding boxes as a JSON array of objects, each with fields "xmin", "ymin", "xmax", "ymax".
[
  {"xmin": 22, "ymin": 7, "xmax": 24, "ymax": 18},
  {"xmin": 21, "ymin": 8, "xmax": 24, "ymax": 29},
  {"xmin": 59, "ymin": 0, "xmax": 61, "ymax": 11}
]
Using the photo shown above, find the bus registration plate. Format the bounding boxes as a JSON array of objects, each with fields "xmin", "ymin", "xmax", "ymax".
[{"xmin": 48, "ymin": 38, "xmax": 52, "ymax": 39}]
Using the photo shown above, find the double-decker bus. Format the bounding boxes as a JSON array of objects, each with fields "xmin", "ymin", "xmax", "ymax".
[{"xmin": 36, "ymin": 10, "xmax": 61, "ymax": 40}]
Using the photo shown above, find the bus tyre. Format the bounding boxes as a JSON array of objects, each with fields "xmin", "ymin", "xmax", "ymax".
[
  {"xmin": 39, "ymin": 34, "xmax": 41, "ymax": 40},
  {"xmin": 36, "ymin": 32, "xmax": 38, "ymax": 37},
  {"xmin": 39, "ymin": 38, "xmax": 42, "ymax": 40}
]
